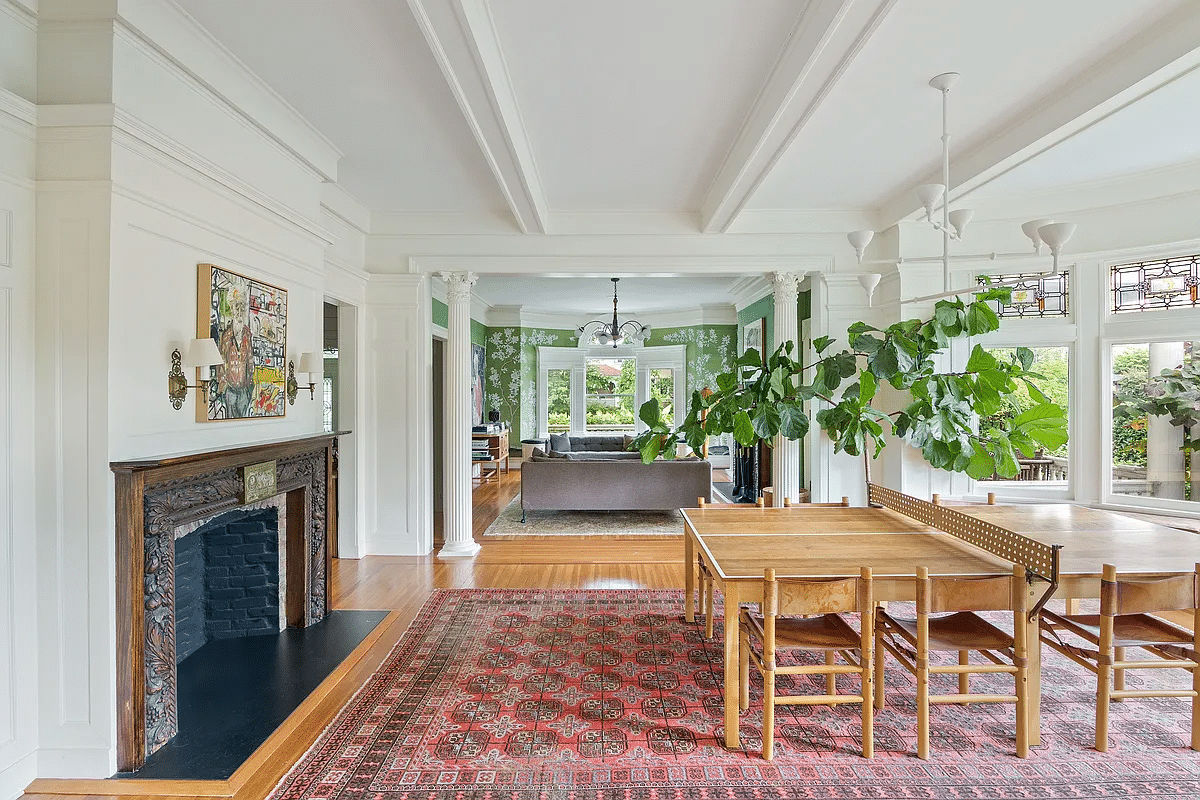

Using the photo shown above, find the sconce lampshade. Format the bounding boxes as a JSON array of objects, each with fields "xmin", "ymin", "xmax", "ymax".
[
  {"xmin": 182, "ymin": 338, "xmax": 224, "ymax": 368},
  {"xmin": 296, "ymin": 351, "xmax": 320, "ymax": 376}
]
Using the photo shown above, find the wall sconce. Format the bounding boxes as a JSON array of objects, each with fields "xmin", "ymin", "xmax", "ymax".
[
  {"xmin": 286, "ymin": 352, "xmax": 319, "ymax": 405},
  {"xmin": 168, "ymin": 338, "xmax": 224, "ymax": 410}
]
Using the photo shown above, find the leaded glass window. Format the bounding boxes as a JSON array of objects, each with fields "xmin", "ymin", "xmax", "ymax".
[
  {"xmin": 1111, "ymin": 254, "xmax": 1200, "ymax": 313},
  {"xmin": 976, "ymin": 272, "xmax": 1069, "ymax": 318}
]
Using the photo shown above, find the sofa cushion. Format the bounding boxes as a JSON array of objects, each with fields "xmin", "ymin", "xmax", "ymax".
[
  {"xmin": 569, "ymin": 434, "xmax": 626, "ymax": 452},
  {"xmin": 549, "ymin": 432, "xmax": 571, "ymax": 452},
  {"xmin": 562, "ymin": 451, "xmax": 642, "ymax": 461}
]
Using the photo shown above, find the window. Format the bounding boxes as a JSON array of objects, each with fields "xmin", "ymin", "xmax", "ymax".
[
  {"xmin": 977, "ymin": 346, "xmax": 1070, "ymax": 484},
  {"xmin": 1111, "ymin": 341, "xmax": 1196, "ymax": 502},
  {"xmin": 1111, "ymin": 254, "xmax": 1200, "ymax": 313},
  {"xmin": 650, "ymin": 368, "xmax": 675, "ymax": 426},
  {"xmin": 978, "ymin": 271, "xmax": 1069, "ymax": 318},
  {"xmin": 585, "ymin": 357, "xmax": 635, "ymax": 431},
  {"xmin": 547, "ymin": 369, "xmax": 570, "ymax": 432}
]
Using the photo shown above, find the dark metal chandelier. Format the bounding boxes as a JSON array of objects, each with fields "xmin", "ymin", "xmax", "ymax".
[{"xmin": 576, "ymin": 278, "xmax": 651, "ymax": 348}]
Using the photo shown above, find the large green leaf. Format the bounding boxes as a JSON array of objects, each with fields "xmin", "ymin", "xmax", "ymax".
[
  {"xmin": 778, "ymin": 402, "xmax": 809, "ymax": 440},
  {"xmin": 733, "ymin": 410, "xmax": 756, "ymax": 446},
  {"xmin": 964, "ymin": 302, "xmax": 1000, "ymax": 335},
  {"xmin": 966, "ymin": 441, "xmax": 996, "ymax": 480},
  {"xmin": 965, "ymin": 344, "xmax": 997, "ymax": 373},
  {"xmin": 638, "ymin": 397, "xmax": 662, "ymax": 427},
  {"xmin": 751, "ymin": 404, "xmax": 782, "ymax": 440}
]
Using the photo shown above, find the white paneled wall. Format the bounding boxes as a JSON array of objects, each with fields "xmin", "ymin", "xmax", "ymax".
[{"xmin": 0, "ymin": 83, "xmax": 38, "ymax": 798}]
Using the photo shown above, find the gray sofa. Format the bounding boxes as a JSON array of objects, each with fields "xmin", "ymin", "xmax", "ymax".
[
  {"xmin": 542, "ymin": 433, "xmax": 642, "ymax": 460},
  {"xmin": 521, "ymin": 456, "xmax": 712, "ymax": 518}
]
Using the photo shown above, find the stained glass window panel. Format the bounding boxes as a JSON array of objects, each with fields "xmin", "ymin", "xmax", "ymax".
[
  {"xmin": 1111, "ymin": 254, "xmax": 1200, "ymax": 313},
  {"xmin": 977, "ymin": 272, "xmax": 1069, "ymax": 318}
]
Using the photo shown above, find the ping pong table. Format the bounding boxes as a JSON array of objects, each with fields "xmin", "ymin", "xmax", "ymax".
[{"xmin": 682, "ymin": 484, "xmax": 1200, "ymax": 750}]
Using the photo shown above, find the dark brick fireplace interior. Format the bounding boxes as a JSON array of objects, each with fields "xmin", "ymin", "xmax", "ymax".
[{"xmin": 174, "ymin": 508, "xmax": 280, "ymax": 663}]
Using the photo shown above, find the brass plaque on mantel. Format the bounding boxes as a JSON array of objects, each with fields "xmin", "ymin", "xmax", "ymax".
[{"xmin": 240, "ymin": 460, "xmax": 277, "ymax": 504}]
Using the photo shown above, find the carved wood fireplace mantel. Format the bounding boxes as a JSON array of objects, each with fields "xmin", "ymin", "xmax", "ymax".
[{"xmin": 112, "ymin": 432, "xmax": 344, "ymax": 772}]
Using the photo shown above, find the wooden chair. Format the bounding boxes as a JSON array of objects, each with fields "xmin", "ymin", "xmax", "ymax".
[
  {"xmin": 739, "ymin": 566, "xmax": 874, "ymax": 759},
  {"xmin": 695, "ymin": 495, "xmax": 762, "ymax": 638},
  {"xmin": 1039, "ymin": 563, "xmax": 1200, "ymax": 752},
  {"xmin": 875, "ymin": 564, "xmax": 1029, "ymax": 759}
]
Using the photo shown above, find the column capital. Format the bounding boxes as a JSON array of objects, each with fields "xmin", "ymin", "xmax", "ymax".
[
  {"xmin": 772, "ymin": 271, "xmax": 803, "ymax": 301},
  {"xmin": 441, "ymin": 271, "xmax": 478, "ymax": 303}
]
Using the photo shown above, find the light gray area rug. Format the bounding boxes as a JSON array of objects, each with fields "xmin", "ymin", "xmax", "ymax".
[{"xmin": 482, "ymin": 494, "xmax": 685, "ymax": 537}]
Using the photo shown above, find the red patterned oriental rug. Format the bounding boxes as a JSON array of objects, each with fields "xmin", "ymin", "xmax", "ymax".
[{"xmin": 271, "ymin": 589, "xmax": 1200, "ymax": 800}]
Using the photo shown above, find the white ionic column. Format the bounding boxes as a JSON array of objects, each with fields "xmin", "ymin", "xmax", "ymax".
[
  {"xmin": 439, "ymin": 271, "xmax": 481, "ymax": 557},
  {"xmin": 772, "ymin": 271, "xmax": 803, "ymax": 504}
]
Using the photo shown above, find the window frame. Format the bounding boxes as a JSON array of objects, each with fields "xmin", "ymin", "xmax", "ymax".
[{"xmin": 1100, "ymin": 332, "xmax": 1198, "ymax": 515}]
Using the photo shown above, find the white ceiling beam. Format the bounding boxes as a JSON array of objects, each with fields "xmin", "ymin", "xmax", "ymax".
[
  {"xmin": 878, "ymin": 2, "xmax": 1200, "ymax": 228},
  {"xmin": 407, "ymin": 0, "xmax": 549, "ymax": 234},
  {"xmin": 698, "ymin": 0, "xmax": 898, "ymax": 233}
]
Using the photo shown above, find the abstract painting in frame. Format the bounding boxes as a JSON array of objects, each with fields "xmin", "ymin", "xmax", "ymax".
[{"xmin": 197, "ymin": 263, "xmax": 288, "ymax": 421}]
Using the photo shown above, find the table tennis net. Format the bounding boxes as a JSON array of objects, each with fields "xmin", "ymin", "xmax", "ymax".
[{"xmin": 867, "ymin": 483, "xmax": 1059, "ymax": 583}]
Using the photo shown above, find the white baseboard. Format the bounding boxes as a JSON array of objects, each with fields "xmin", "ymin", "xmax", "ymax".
[
  {"xmin": 36, "ymin": 746, "xmax": 115, "ymax": 779},
  {"xmin": 0, "ymin": 750, "xmax": 37, "ymax": 800}
]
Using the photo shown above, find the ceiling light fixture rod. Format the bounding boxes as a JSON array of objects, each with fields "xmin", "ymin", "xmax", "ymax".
[
  {"xmin": 846, "ymin": 73, "xmax": 1076, "ymax": 305},
  {"xmin": 575, "ymin": 278, "xmax": 652, "ymax": 348}
]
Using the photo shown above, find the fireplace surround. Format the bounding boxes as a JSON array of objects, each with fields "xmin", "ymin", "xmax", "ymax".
[{"xmin": 112, "ymin": 433, "xmax": 341, "ymax": 772}]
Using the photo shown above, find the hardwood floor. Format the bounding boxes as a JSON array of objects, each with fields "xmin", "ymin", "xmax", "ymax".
[{"xmin": 25, "ymin": 456, "xmax": 703, "ymax": 800}]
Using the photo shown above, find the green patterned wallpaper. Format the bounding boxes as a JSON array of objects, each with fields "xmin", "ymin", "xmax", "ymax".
[
  {"xmin": 432, "ymin": 298, "xmax": 448, "ymax": 329},
  {"xmin": 645, "ymin": 325, "xmax": 738, "ymax": 399},
  {"xmin": 738, "ymin": 294, "xmax": 774, "ymax": 355},
  {"xmin": 483, "ymin": 326, "xmax": 575, "ymax": 443}
]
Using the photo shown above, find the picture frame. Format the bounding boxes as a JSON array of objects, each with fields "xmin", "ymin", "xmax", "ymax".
[
  {"xmin": 743, "ymin": 317, "xmax": 766, "ymax": 364},
  {"xmin": 197, "ymin": 263, "xmax": 288, "ymax": 422}
]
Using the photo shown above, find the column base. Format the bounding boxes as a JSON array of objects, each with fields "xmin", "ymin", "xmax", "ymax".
[{"xmin": 437, "ymin": 539, "xmax": 481, "ymax": 558}]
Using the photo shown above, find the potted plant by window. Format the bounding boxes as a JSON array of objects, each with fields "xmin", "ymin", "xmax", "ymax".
[{"xmin": 629, "ymin": 289, "xmax": 1068, "ymax": 492}]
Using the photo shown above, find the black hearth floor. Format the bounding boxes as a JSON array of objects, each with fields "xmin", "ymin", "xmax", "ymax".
[{"xmin": 116, "ymin": 609, "xmax": 389, "ymax": 781}]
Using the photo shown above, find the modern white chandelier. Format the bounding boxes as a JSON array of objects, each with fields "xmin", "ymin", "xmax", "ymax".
[
  {"xmin": 576, "ymin": 278, "xmax": 652, "ymax": 348},
  {"xmin": 848, "ymin": 72, "xmax": 1076, "ymax": 306}
]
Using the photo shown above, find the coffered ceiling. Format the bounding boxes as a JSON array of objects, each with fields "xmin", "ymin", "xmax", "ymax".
[{"xmin": 173, "ymin": 0, "xmax": 1200, "ymax": 310}]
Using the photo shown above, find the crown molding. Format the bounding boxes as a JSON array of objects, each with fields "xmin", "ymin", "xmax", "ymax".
[
  {"xmin": 0, "ymin": 88, "xmax": 35, "ymax": 129},
  {"xmin": 728, "ymin": 275, "xmax": 774, "ymax": 309},
  {"xmin": 404, "ymin": 253, "xmax": 834, "ymax": 275},
  {"xmin": 111, "ymin": 1, "xmax": 342, "ymax": 180},
  {"xmin": 321, "ymin": 183, "xmax": 371, "ymax": 235},
  {"xmin": 1, "ymin": 0, "xmax": 36, "ymax": 30}
]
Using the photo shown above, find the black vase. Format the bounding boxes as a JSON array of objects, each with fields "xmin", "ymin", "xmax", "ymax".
[{"xmin": 488, "ymin": 408, "xmax": 501, "ymax": 423}]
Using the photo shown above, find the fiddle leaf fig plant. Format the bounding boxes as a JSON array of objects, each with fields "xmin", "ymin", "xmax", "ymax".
[{"xmin": 629, "ymin": 288, "xmax": 1068, "ymax": 483}]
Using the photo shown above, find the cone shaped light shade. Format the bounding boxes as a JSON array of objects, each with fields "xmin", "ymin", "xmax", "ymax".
[
  {"xmin": 182, "ymin": 338, "xmax": 224, "ymax": 368},
  {"xmin": 1037, "ymin": 222, "xmax": 1076, "ymax": 253},
  {"xmin": 1021, "ymin": 218, "xmax": 1054, "ymax": 249}
]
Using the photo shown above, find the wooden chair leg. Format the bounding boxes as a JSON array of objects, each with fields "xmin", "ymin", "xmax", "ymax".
[
  {"xmin": 1015, "ymin": 662, "xmax": 1029, "ymax": 759},
  {"xmin": 861, "ymin": 660, "xmax": 874, "ymax": 759},
  {"xmin": 917, "ymin": 663, "xmax": 930, "ymax": 760},
  {"xmin": 873, "ymin": 630, "xmax": 886, "ymax": 709},
  {"xmin": 1192, "ymin": 662, "xmax": 1200, "ymax": 751},
  {"xmin": 1113, "ymin": 646, "xmax": 1125, "ymax": 700},
  {"xmin": 739, "ymin": 629, "xmax": 750, "ymax": 712},
  {"xmin": 826, "ymin": 651, "xmax": 837, "ymax": 695},
  {"xmin": 705, "ymin": 580, "xmax": 715, "ymax": 640},
  {"xmin": 959, "ymin": 651, "xmax": 970, "ymax": 700},
  {"xmin": 762, "ymin": 669, "xmax": 775, "ymax": 760},
  {"xmin": 1096, "ymin": 659, "xmax": 1111, "ymax": 752}
]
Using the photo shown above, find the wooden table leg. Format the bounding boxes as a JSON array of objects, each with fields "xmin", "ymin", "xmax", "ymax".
[
  {"xmin": 1025, "ymin": 584, "xmax": 1042, "ymax": 747},
  {"xmin": 723, "ymin": 580, "xmax": 741, "ymax": 749},
  {"xmin": 684, "ymin": 533, "xmax": 695, "ymax": 624}
]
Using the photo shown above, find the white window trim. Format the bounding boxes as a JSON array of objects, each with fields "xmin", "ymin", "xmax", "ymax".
[
  {"xmin": 1098, "ymin": 333, "xmax": 1197, "ymax": 515},
  {"xmin": 536, "ymin": 344, "xmax": 686, "ymax": 436},
  {"xmin": 967, "ymin": 332, "xmax": 1076, "ymax": 503}
]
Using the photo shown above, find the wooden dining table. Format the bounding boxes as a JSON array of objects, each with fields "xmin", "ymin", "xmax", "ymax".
[{"xmin": 682, "ymin": 494, "xmax": 1200, "ymax": 750}]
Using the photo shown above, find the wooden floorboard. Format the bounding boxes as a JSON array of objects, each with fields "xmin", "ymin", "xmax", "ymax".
[{"xmin": 26, "ymin": 455, "xmax": 702, "ymax": 800}]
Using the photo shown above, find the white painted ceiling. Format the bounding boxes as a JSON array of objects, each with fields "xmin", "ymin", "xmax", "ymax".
[
  {"xmin": 174, "ymin": 0, "xmax": 1200, "ymax": 310},
  {"xmin": 467, "ymin": 276, "xmax": 740, "ymax": 317}
]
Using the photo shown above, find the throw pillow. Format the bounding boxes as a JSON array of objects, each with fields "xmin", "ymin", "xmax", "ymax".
[
  {"xmin": 547, "ymin": 450, "xmax": 570, "ymax": 459},
  {"xmin": 549, "ymin": 432, "xmax": 571, "ymax": 452}
]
